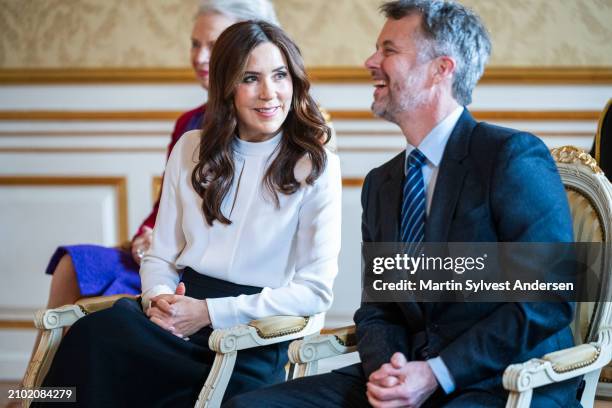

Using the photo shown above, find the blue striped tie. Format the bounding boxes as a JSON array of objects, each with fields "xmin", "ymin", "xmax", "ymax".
[{"xmin": 400, "ymin": 149, "xmax": 427, "ymax": 253}]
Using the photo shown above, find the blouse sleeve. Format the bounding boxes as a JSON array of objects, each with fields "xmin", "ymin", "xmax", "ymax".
[
  {"xmin": 139, "ymin": 134, "xmax": 189, "ymax": 309},
  {"xmin": 206, "ymin": 152, "xmax": 342, "ymax": 329}
]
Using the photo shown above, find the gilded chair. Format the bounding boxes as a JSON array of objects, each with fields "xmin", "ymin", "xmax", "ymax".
[
  {"xmin": 288, "ymin": 146, "xmax": 612, "ymax": 408},
  {"xmin": 23, "ymin": 294, "xmax": 319, "ymax": 408}
]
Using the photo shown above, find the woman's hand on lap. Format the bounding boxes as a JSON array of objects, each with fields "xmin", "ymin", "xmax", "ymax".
[
  {"xmin": 146, "ymin": 296, "xmax": 177, "ymax": 334},
  {"xmin": 148, "ymin": 283, "xmax": 211, "ymax": 338},
  {"xmin": 164, "ymin": 296, "xmax": 211, "ymax": 338}
]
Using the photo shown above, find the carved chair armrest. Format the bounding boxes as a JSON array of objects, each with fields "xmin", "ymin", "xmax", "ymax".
[
  {"xmin": 75, "ymin": 294, "xmax": 138, "ymax": 315},
  {"xmin": 322, "ymin": 324, "xmax": 358, "ymax": 347},
  {"xmin": 284, "ymin": 324, "xmax": 358, "ymax": 381},
  {"xmin": 503, "ymin": 329, "xmax": 612, "ymax": 408},
  {"xmin": 288, "ymin": 324, "xmax": 357, "ymax": 366},
  {"xmin": 208, "ymin": 315, "xmax": 317, "ymax": 354},
  {"xmin": 34, "ymin": 294, "xmax": 137, "ymax": 330},
  {"xmin": 24, "ymin": 294, "xmax": 138, "ymax": 394},
  {"xmin": 197, "ymin": 316, "xmax": 317, "ymax": 408}
]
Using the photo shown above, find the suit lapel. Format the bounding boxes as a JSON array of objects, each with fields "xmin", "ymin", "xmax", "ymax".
[
  {"xmin": 425, "ymin": 109, "xmax": 477, "ymax": 242},
  {"xmin": 378, "ymin": 154, "xmax": 404, "ymax": 242}
]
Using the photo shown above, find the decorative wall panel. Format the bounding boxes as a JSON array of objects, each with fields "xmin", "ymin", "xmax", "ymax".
[
  {"xmin": 1, "ymin": 0, "xmax": 610, "ymax": 68},
  {"xmin": 0, "ymin": 177, "xmax": 126, "ymax": 309}
]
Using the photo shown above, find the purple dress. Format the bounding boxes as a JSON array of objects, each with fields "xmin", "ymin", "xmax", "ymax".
[
  {"xmin": 45, "ymin": 106, "xmax": 205, "ymax": 296},
  {"xmin": 46, "ymin": 245, "xmax": 142, "ymax": 296}
]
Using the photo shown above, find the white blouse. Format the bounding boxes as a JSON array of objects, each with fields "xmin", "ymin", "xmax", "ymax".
[{"xmin": 140, "ymin": 130, "xmax": 342, "ymax": 330}]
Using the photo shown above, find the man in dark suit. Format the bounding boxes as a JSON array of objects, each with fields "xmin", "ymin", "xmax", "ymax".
[{"xmin": 225, "ymin": 1, "xmax": 579, "ymax": 406}]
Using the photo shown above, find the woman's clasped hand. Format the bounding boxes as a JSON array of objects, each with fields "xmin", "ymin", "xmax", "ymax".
[{"xmin": 147, "ymin": 283, "xmax": 211, "ymax": 338}]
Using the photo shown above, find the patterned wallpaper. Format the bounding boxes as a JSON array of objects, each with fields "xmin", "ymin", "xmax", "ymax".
[{"xmin": 0, "ymin": 0, "xmax": 610, "ymax": 68}]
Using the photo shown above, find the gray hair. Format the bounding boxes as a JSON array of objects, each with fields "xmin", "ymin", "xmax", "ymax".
[
  {"xmin": 380, "ymin": 0, "xmax": 491, "ymax": 106},
  {"xmin": 197, "ymin": 0, "xmax": 280, "ymax": 26}
]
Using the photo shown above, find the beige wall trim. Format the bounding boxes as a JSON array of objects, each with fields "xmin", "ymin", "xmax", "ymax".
[
  {"xmin": 1, "ymin": 67, "xmax": 611, "ymax": 84},
  {"xmin": 0, "ymin": 320, "xmax": 34, "ymax": 329},
  {"xmin": 0, "ymin": 110, "xmax": 600, "ymax": 122},
  {"xmin": 0, "ymin": 111, "xmax": 181, "ymax": 121},
  {"xmin": 330, "ymin": 110, "xmax": 600, "ymax": 121},
  {"xmin": 0, "ymin": 68, "xmax": 194, "ymax": 84},
  {"xmin": 469, "ymin": 111, "xmax": 600, "ymax": 121},
  {"xmin": 0, "ymin": 147, "xmax": 166, "ymax": 153},
  {"xmin": 478, "ymin": 67, "xmax": 612, "ymax": 84},
  {"xmin": 0, "ymin": 131, "xmax": 171, "ymax": 137},
  {"xmin": 343, "ymin": 178, "xmax": 364, "ymax": 187},
  {"xmin": 337, "ymin": 130, "xmax": 595, "ymax": 137},
  {"xmin": 0, "ymin": 176, "xmax": 128, "ymax": 242},
  {"xmin": 311, "ymin": 67, "xmax": 612, "ymax": 84},
  {"xmin": 0, "ymin": 130, "xmax": 594, "ymax": 139}
]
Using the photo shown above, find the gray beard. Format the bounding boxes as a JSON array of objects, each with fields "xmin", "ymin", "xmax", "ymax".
[
  {"xmin": 372, "ymin": 85, "xmax": 427, "ymax": 123},
  {"xmin": 371, "ymin": 101, "xmax": 398, "ymax": 124}
]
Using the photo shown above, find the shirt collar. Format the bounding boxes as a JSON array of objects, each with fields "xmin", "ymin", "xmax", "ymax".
[
  {"xmin": 405, "ymin": 106, "xmax": 464, "ymax": 173},
  {"xmin": 233, "ymin": 131, "xmax": 283, "ymax": 156}
]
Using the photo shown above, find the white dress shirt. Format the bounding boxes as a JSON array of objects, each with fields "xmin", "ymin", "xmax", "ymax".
[
  {"xmin": 405, "ymin": 106, "xmax": 464, "ymax": 215},
  {"xmin": 140, "ymin": 130, "xmax": 342, "ymax": 331}
]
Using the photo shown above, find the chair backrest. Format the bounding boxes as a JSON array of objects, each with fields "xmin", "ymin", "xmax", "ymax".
[{"xmin": 551, "ymin": 146, "xmax": 612, "ymax": 350}]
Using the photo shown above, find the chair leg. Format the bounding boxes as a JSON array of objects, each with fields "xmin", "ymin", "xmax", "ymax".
[
  {"xmin": 21, "ymin": 328, "xmax": 63, "ymax": 407},
  {"xmin": 291, "ymin": 360, "xmax": 320, "ymax": 379},
  {"xmin": 505, "ymin": 389, "xmax": 533, "ymax": 408},
  {"xmin": 287, "ymin": 362, "xmax": 298, "ymax": 380},
  {"xmin": 580, "ymin": 369, "xmax": 603, "ymax": 408},
  {"xmin": 195, "ymin": 351, "xmax": 237, "ymax": 408},
  {"xmin": 303, "ymin": 361, "xmax": 318, "ymax": 377}
]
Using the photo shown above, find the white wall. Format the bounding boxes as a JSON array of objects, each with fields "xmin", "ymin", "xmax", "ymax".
[{"xmin": 0, "ymin": 81, "xmax": 608, "ymax": 379}]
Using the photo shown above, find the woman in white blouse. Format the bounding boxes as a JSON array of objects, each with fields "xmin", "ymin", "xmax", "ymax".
[{"xmin": 36, "ymin": 21, "xmax": 341, "ymax": 407}]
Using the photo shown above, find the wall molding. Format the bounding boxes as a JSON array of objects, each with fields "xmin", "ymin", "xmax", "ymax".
[
  {"xmin": 0, "ymin": 110, "xmax": 601, "ymax": 122},
  {"xmin": 0, "ymin": 111, "xmax": 180, "ymax": 121},
  {"xmin": 343, "ymin": 178, "xmax": 364, "ymax": 187},
  {"xmin": 0, "ymin": 176, "xmax": 129, "ymax": 242},
  {"xmin": 0, "ymin": 147, "xmax": 166, "ymax": 154},
  {"xmin": 0, "ymin": 129, "xmax": 595, "ymax": 139},
  {"xmin": 0, "ymin": 130, "xmax": 171, "ymax": 137},
  {"xmin": 335, "ymin": 130, "xmax": 595, "ymax": 137},
  {"xmin": 0, "ymin": 320, "xmax": 34, "ymax": 329},
  {"xmin": 329, "ymin": 110, "xmax": 601, "ymax": 121},
  {"xmin": 0, "ymin": 66, "xmax": 611, "ymax": 84}
]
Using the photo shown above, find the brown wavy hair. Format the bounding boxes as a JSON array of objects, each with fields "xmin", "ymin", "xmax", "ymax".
[{"xmin": 191, "ymin": 21, "xmax": 331, "ymax": 226}]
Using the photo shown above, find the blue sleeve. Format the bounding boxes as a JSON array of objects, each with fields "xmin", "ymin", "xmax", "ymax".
[{"xmin": 427, "ymin": 356, "xmax": 456, "ymax": 394}]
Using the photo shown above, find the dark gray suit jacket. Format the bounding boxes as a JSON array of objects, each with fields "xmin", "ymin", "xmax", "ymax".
[{"xmin": 353, "ymin": 109, "xmax": 579, "ymax": 402}]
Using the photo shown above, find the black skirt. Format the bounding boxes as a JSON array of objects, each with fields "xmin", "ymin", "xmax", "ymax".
[{"xmin": 34, "ymin": 268, "xmax": 289, "ymax": 407}]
